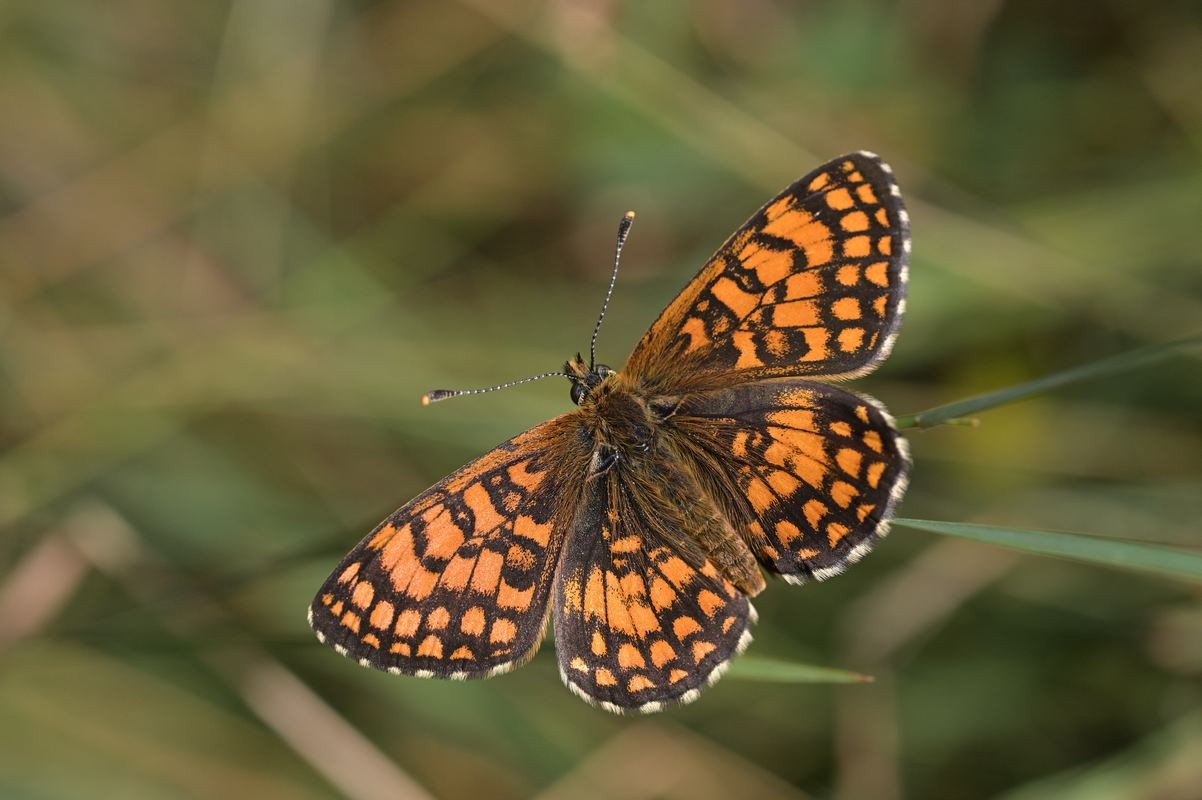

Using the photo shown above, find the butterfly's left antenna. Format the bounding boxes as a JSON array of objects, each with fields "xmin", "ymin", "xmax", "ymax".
[
  {"xmin": 589, "ymin": 210, "xmax": 636, "ymax": 370},
  {"xmin": 421, "ymin": 370, "xmax": 572, "ymax": 405},
  {"xmin": 423, "ymin": 211, "xmax": 634, "ymax": 406}
]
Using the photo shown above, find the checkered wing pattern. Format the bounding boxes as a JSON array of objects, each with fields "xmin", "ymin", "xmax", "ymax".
[
  {"xmin": 672, "ymin": 380, "xmax": 910, "ymax": 583},
  {"xmin": 625, "ymin": 152, "xmax": 909, "ymax": 393},
  {"xmin": 553, "ymin": 466, "xmax": 754, "ymax": 713},
  {"xmin": 311, "ymin": 151, "xmax": 914, "ymax": 715},
  {"xmin": 309, "ymin": 416, "xmax": 587, "ymax": 678}
]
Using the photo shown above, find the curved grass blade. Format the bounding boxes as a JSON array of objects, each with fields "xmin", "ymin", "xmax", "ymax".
[
  {"xmin": 727, "ymin": 656, "xmax": 873, "ymax": 684},
  {"xmin": 896, "ymin": 334, "xmax": 1202, "ymax": 429},
  {"xmin": 894, "ymin": 518, "xmax": 1202, "ymax": 584}
]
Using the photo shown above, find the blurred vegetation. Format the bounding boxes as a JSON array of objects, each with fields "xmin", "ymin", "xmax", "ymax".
[{"xmin": 1, "ymin": 1, "xmax": 1201, "ymax": 798}]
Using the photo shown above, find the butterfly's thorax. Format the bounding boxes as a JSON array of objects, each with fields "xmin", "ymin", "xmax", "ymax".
[
  {"xmin": 577, "ymin": 374, "xmax": 653, "ymax": 453},
  {"xmin": 577, "ymin": 373, "xmax": 766, "ymax": 596}
]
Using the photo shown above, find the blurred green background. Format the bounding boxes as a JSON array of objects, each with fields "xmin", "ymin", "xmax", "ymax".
[{"xmin": 1, "ymin": 1, "xmax": 1200, "ymax": 798}]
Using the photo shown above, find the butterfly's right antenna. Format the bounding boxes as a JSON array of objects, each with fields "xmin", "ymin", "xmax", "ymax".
[
  {"xmin": 421, "ymin": 371, "xmax": 571, "ymax": 405},
  {"xmin": 589, "ymin": 210, "xmax": 635, "ymax": 370}
]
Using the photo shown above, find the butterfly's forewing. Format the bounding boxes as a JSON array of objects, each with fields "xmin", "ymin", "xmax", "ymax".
[
  {"xmin": 669, "ymin": 379, "xmax": 909, "ymax": 583},
  {"xmin": 310, "ymin": 417, "xmax": 589, "ymax": 677},
  {"xmin": 625, "ymin": 152, "xmax": 909, "ymax": 394},
  {"xmin": 553, "ymin": 465, "xmax": 753, "ymax": 713}
]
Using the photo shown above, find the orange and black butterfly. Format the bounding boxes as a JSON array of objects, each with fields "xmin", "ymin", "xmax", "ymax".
[{"xmin": 310, "ymin": 152, "xmax": 911, "ymax": 713}]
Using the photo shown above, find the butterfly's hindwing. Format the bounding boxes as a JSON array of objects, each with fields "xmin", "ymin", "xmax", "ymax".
[
  {"xmin": 552, "ymin": 460, "xmax": 754, "ymax": 713},
  {"xmin": 625, "ymin": 152, "xmax": 909, "ymax": 393},
  {"xmin": 309, "ymin": 417, "xmax": 589, "ymax": 677},
  {"xmin": 670, "ymin": 379, "xmax": 910, "ymax": 582}
]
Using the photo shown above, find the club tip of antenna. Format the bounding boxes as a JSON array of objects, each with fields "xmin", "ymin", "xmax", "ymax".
[
  {"xmin": 421, "ymin": 390, "xmax": 451, "ymax": 406},
  {"xmin": 623, "ymin": 210, "xmax": 636, "ymax": 219}
]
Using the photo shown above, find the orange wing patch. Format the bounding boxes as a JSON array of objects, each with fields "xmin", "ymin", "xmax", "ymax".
[
  {"xmin": 625, "ymin": 152, "xmax": 909, "ymax": 393},
  {"xmin": 309, "ymin": 416, "xmax": 586, "ymax": 678}
]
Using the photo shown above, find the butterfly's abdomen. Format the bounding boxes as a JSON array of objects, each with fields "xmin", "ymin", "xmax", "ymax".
[
  {"xmin": 581, "ymin": 378, "xmax": 766, "ymax": 595},
  {"xmin": 654, "ymin": 448, "xmax": 766, "ymax": 596}
]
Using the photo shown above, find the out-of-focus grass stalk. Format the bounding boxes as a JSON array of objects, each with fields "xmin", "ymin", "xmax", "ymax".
[
  {"xmin": 458, "ymin": 0, "xmax": 1202, "ymax": 344},
  {"xmin": 728, "ymin": 656, "xmax": 873, "ymax": 684},
  {"xmin": 896, "ymin": 334, "xmax": 1202, "ymax": 429},
  {"xmin": 894, "ymin": 518, "xmax": 1202, "ymax": 584}
]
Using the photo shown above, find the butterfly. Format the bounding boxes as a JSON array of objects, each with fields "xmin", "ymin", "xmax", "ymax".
[{"xmin": 309, "ymin": 152, "xmax": 911, "ymax": 714}]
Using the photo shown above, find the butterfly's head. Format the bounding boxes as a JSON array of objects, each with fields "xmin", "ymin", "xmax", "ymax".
[{"xmin": 565, "ymin": 353, "xmax": 614, "ymax": 405}]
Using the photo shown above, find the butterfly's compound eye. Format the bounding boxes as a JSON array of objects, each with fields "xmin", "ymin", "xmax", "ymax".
[{"xmin": 570, "ymin": 382, "xmax": 587, "ymax": 405}]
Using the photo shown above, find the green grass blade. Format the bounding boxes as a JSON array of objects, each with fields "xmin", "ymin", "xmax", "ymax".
[
  {"xmin": 727, "ymin": 656, "xmax": 873, "ymax": 684},
  {"xmin": 893, "ymin": 518, "xmax": 1202, "ymax": 584},
  {"xmin": 895, "ymin": 334, "xmax": 1202, "ymax": 429}
]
